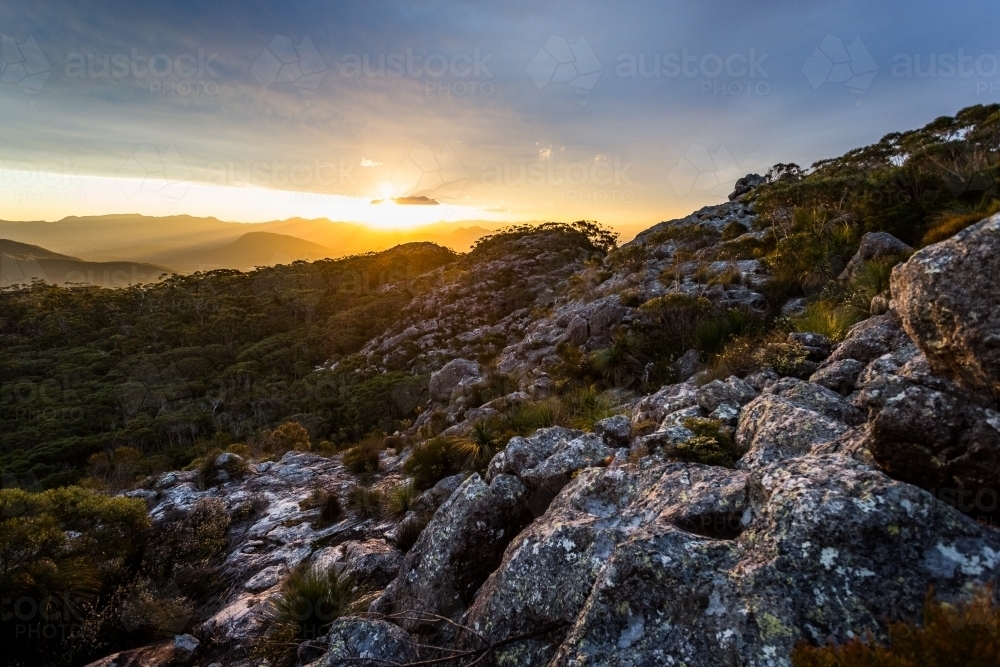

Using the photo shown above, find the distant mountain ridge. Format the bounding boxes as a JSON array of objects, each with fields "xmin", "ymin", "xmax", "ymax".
[
  {"xmin": 0, "ymin": 214, "xmax": 501, "ymax": 273},
  {"xmin": 0, "ymin": 238, "xmax": 170, "ymax": 287}
]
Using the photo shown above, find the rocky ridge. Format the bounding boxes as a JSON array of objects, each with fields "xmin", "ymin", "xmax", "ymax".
[{"xmin": 95, "ymin": 198, "xmax": 1000, "ymax": 666}]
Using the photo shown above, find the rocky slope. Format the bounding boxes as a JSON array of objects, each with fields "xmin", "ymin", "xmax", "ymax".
[{"xmin": 92, "ymin": 193, "xmax": 1000, "ymax": 667}]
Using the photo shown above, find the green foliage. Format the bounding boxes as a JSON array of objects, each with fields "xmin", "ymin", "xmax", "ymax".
[
  {"xmin": 472, "ymin": 220, "xmax": 618, "ymax": 258},
  {"xmin": 606, "ymin": 244, "xmax": 651, "ymax": 273},
  {"xmin": 589, "ymin": 333, "xmax": 643, "ymax": 388},
  {"xmin": 449, "ymin": 420, "xmax": 505, "ymax": 473},
  {"xmin": 674, "ymin": 418, "xmax": 742, "ymax": 468},
  {"xmin": 256, "ymin": 564, "xmax": 368, "ymax": 667},
  {"xmin": 921, "ymin": 198, "xmax": 1000, "ymax": 246},
  {"xmin": 346, "ymin": 485, "xmax": 384, "ymax": 519},
  {"xmin": 791, "ymin": 586, "xmax": 999, "ymax": 667},
  {"xmin": 382, "ymin": 480, "xmax": 419, "ymax": 520},
  {"xmin": 403, "ymin": 436, "xmax": 464, "ymax": 490},
  {"xmin": 394, "ymin": 514, "xmax": 429, "ymax": 553},
  {"xmin": 341, "ymin": 433, "xmax": 383, "ymax": 477},
  {"xmin": 300, "ymin": 488, "xmax": 342, "ymax": 525},
  {"xmin": 0, "ymin": 486, "xmax": 150, "ymax": 665},
  {"xmin": 793, "ymin": 302, "xmax": 862, "ymax": 343},
  {"xmin": 0, "ymin": 244, "xmax": 456, "ymax": 487}
]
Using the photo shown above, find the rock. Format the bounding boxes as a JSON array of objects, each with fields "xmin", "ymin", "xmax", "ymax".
[
  {"xmin": 788, "ymin": 331, "xmax": 831, "ymax": 361},
  {"xmin": 660, "ymin": 405, "xmax": 704, "ymax": 427},
  {"xmin": 521, "ymin": 433, "xmax": 614, "ymax": 496},
  {"xmin": 630, "ymin": 383, "xmax": 698, "ymax": 427},
  {"xmin": 764, "ymin": 376, "xmax": 865, "ymax": 425},
  {"xmin": 728, "ymin": 173, "xmax": 766, "ymax": 200},
  {"xmin": 743, "ymin": 367, "xmax": 780, "ymax": 392},
  {"xmin": 593, "ymin": 414, "xmax": 631, "ymax": 446},
  {"xmin": 244, "ymin": 564, "xmax": 285, "ymax": 592},
  {"xmin": 781, "ymin": 297, "xmax": 808, "ymax": 317},
  {"xmin": 695, "ymin": 376, "xmax": 757, "ymax": 413},
  {"xmin": 486, "ymin": 427, "xmax": 582, "ymax": 482},
  {"xmin": 460, "ymin": 454, "xmax": 1000, "ymax": 667},
  {"xmin": 429, "ymin": 358, "xmax": 481, "ymax": 402},
  {"xmin": 870, "ymin": 290, "xmax": 891, "ymax": 315},
  {"xmin": 839, "ymin": 231, "xmax": 913, "ymax": 282},
  {"xmin": 824, "ymin": 313, "xmax": 912, "ymax": 366},
  {"xmin": 669, "ymin": 349, "xmax": 703, "ymax": 380},
  {"xmin": 891, "ymin": 214, "xmax": 1000, "ymax": 396},
  {"xmin": 564, "ymin": 315, "xmax": 589, "ymax": 346},
  {"xmin": 338, "ymin": 540, "xmax": 403, "ymax": 588},
  {"xmin": 172, "ymin": 634, "xmax": 199, "ymax": 664},
  {"xmin": 321, "ymin": 618, "xmax": 417, "ymax": 666},
  {"xmin": 634, "ymin": 425, "xmax": 695, "ymax": 453},
  {"xmin": 412, "ymin": 473, "xmax": 466, "ymax": 516},
  {"xmin": 810, "ymin": 358, "xmax": 865, "ymax": 395},
  {"xmin": 370, "ymin": 473, "xmax": 532, "ymax": 629},
  {"xmin": 736, "ymin": 394, "xmax": 849, "ymax": 469}
]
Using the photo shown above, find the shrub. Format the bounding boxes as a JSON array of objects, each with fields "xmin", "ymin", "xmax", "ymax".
[
  {"xmin": 85, "ymin": 446, "xmax": 148, "ymax": 493},
  {"xmin": 256, "ymin": 564, "xmax": 367, "ymax": 667},
  {"xmin": 383, "ymin": 434, "xmax": 407, "ymax": 454},
  {"xmin": 342, "ymin": 438, "xmax": 382, "ymax": 477},
  {"xmin": 347, "ymin": 485, "xmax": 384, "ymax": 519},
  {"xmin": 921, "ymin": 199, "xmax": 1000, "ymax": 246},
  {"xmin": 404, "ymin": 436, "xmax": 464, "ymax": 490},
  {"xmin": 793, "ymin": 301, "xmax": 862, "ymax": 343},
  {"xmin": 300, "ymin": 488, "xmax": 342, "ymax": 525},
  {"xmin": 791, "ymin": 586, "xmax": 999, "ymax": 667},
  {"xmin": 394, "ymin": 515, "xmax": 429, "ymax": 553},
  {"xmin": 261, "ymin": 421, "xmax": 312, "ymax": 455},
  {"xmin": 450, "ymin": 420, "xmax": 505, "ymax": 473},
  {"xmin": 721, "ymin": 220, "xmax": 749, "ymax": 240},
  {"xmin": 589, "ymin": 333, "xmax": 643, "ymax": 387},
  {"xmin": 673, "ymin": 418, "xmax": 742, "ymax": 468},
  {"xmin": 382, "ymin": 481, "xmax": 418, "ymax": 520},
  {"xmin": 607, "ymin": 244, "xmax": 651, "ymax": 273}
]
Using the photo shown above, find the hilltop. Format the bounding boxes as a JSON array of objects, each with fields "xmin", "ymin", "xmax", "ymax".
[{"xmin": 2, "ymin": 104, "xmax": 999, "ymax": 667}]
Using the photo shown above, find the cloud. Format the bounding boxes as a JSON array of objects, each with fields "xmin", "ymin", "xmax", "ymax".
[
  {"xmin": 360, "ymin": 157, "xmax": 382, "ymax": 167},
  {"xmin": 392, "ymin": 195, "xmax": 439, "ymax": 205}
]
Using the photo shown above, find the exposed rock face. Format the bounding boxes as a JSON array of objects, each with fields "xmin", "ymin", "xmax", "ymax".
[
  {"xmin": 839, "ymin": 231, "xmax": 913, "ymax": 282},
  {"xmin": 370, "ymin": 473, "xmax": 532, "ymax": 629},
  {"xmin": 429, "ymin": 358, "xmax": 481, "ymax": 402},
  {"xmin": 319, "ymin": 618, "xmax": 417, "ymax": 666},
  {"xmin": 455, "ymin": 456, "xmax": 1000, "ymax": 667},
  {"xmin": 892, "ymin": 214, "xmax": 1000, "ymax": 396}
]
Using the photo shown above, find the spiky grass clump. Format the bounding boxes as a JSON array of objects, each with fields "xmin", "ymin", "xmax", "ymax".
[
  {"xmin": 347, "ymin": 485, "xmax": 384, "ymax": 519},
  {"xmin": 381, "ymin": 481, "xmax": 419, "ymax": 520},
  {"xmin": 256, "ymin": 564, "xmax": 367, "ymax": 667},
  {"xmin": 792, "ymin": 301, "xmax": 861, "ymax": 343},
  {"xmin": 394, "ymin": 515, "xmax": 429, "ymax": 553},
  {"xmin": 403, "ymin": 436, "xmax": 464, "ymax": 490}
]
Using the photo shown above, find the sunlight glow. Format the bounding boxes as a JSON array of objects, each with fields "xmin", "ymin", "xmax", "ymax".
[{"xmin": 0, "ymin": 171, "xmax": 516, "ymax": 229}]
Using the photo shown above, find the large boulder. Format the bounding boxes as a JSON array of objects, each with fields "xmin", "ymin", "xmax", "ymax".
[
  {"xmin": 429, "ymin": 358, "xmax": 481, "ymax": 402},
  {"xmin": 891, "ymin": 214, "xmax": 1000, "ymax": 396},
  {"xmin": 486, "ymin": 427, "xmax": 583, "ymax": 482},
  {"xmin": 839, "ymin": 231, "xmax": 912, "ymax": 282},
  {"xmin": 458, "ymin": 456, "xmax": 1000, "ymax": 667},
  {"xmin": 370, "ymin": 473, "xmax": 531, "ymax": 629},
  {"xmin": 320, "ymin": 618, "xmax": 416, "ymax": 666}
]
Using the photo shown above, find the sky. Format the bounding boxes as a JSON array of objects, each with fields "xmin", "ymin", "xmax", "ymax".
[{"xmin": 1, "ymin": 0, "xmax": 998, "ymax": 233}]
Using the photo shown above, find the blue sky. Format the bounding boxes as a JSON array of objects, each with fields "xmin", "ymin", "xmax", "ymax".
[{"xmin": 1, "ymin": 0, "xmax": 998, "ymax": 230}]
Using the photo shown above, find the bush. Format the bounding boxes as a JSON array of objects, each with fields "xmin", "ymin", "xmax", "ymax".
[
  {"xmin": 382, "ymin": 481, "xmax": 418, "ymax": 520},
  {"xmin": 256, "ymin": 564, "xmax": 367, "ymax": 667},
  {"xmin": 300, "ymin": 488, "xmax": 342, "ymax": 525},
  {"xmin": 394, "ymin": 514, "xmax": 429, "ymax": 553},
  {"xmin": 450, "ymin": 420, "xmax": 505, "ymax": 473},
  {"xmin": 347, "ymin": 485, "xmax": 384, "ymax": 519},
  {"xmin": 342, "ymin": 437, "xmax": 382, "ymax": 477},
  {"xmin": 793, "ymin": 301, "xmax": 862, "ymax": 343},
  {"xmin": 721, "ymin": 220, "xmax": 749, "ymax": 241},
  {"xmin": 404, "ymin": 436, "xmax": 464, "ymax": 490},
  {"xmin": 673, "ymin": 418, "xmax": 742, "ymax": 468},
  {"xmin": 921, "ymin": 199, "xmax": 1000, "ymax": 246},
  {"xmin": 791, "ymin": 586, "xmax": 999, "ymax": 667},
  {"xmin": 261, "ymin": 421, "xmax": 312, "ymax": 455}
]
